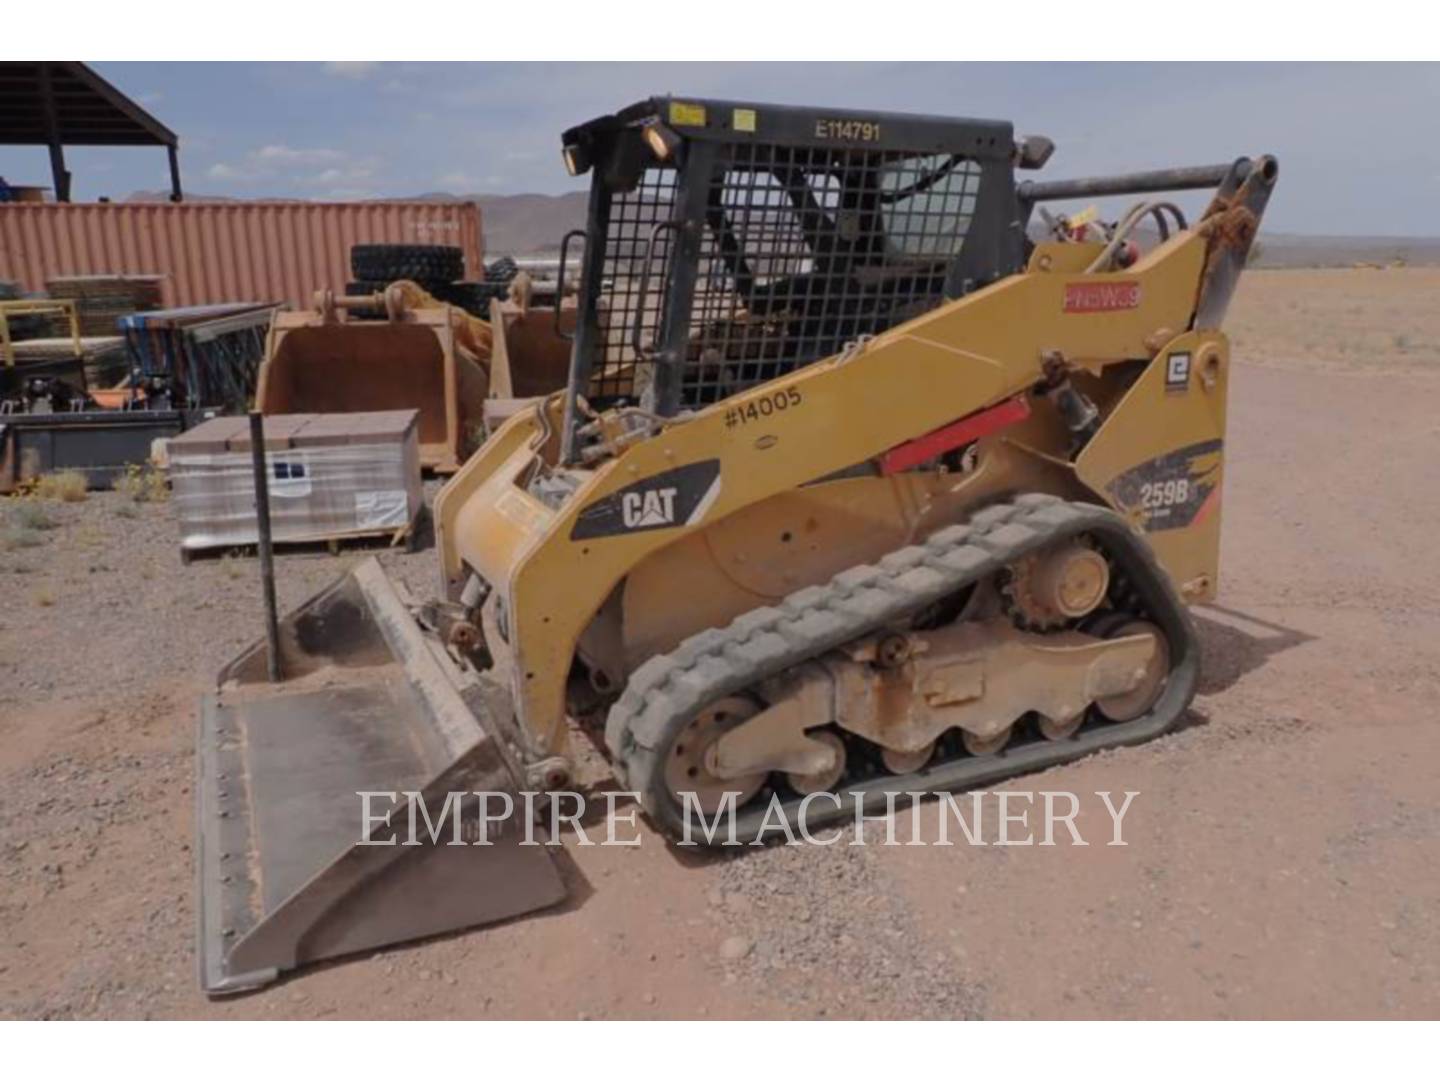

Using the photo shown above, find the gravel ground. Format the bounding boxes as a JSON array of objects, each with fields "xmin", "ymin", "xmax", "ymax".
[
  {"xmin": 0, "ymin": 486, "xmax": 443, "ymax": 1019},
  {"xmin": 2, "ymin": 269, "xmax": 1440, "ymax": 1019},
  {"xmin": 708, "ymin": 836, "xmax": 982, "ymax": 1019},
  {"xmin": 0, "ymin": 484, "xmax": 442, "ymax": 713}
]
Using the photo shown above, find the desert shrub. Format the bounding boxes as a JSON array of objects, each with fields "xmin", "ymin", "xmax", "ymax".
[
  {"xmin": 33, "ymin": 470, "xmax": 89, "ymax": 502},
  {"xmin": 115, "ymin": 464, "xmax": 170, "ymax": 503},
  {"xmin": 9, "ymin": 500, "xmax": 57, "ymax": 531}
]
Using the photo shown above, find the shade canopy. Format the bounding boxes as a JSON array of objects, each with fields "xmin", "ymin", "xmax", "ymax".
[{"xmin": 0, "ymin": 61, "xmax": 181, "ymax": 201}]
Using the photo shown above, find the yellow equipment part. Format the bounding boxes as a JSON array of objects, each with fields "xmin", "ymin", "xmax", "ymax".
[
  {"xmin": 255, "ymin": 281, "xmax": 577, "ymax": 472},
  {"xmin": 438, "ymin": 227, "xmax": 1222, "ymax": 757}
]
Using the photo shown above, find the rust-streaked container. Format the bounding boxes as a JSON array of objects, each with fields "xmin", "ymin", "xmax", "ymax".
[{"xmin": 0, "ymin": 202, "xmax": 482, "ymax": 310}]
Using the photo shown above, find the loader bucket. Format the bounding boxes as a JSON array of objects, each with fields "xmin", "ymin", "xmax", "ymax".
[
  {"xmin": 492, "ymin": 301, "xmax": 577, "ymax": 399},
  {"xmin": 195, "ymin": 558, "xmax": 566, "ymax": 994},
  {"xmin": 256, "ymin": 320, "xmax": 489, "ymax": 472}
]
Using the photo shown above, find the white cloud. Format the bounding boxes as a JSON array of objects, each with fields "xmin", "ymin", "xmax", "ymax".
[
  {"xmin": 322, "ymin": 61, "xmax": 379, "ymax": 79},
  {"xmin": 304, "ymin": 164, "xmax": 376, "ymax": 186},
  {"xmin": 204, "ymin": 147, "xmax": 379, "ymax": 191},
  {"xmin": 256, "ymin": 144, "xmax": 344, "ymax": 166}
]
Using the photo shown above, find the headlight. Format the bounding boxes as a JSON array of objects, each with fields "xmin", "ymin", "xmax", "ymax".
[
  {"xmin": 642, "ymin": 122, "xmax": 681, "ymax": 162},
  {"xmin": 562, "ymin": 142, "xmax": 591, "ymax": 177}
]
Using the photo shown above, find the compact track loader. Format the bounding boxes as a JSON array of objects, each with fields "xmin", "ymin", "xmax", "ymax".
[{"xmin": 197, "ymin": 96, "xmax": 1277, "ymax": 992}]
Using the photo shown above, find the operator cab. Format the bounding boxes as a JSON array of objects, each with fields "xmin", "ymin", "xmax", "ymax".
[{"xmin": 556, "ymin": 97, "xmax": 1048, "ymax": 459}]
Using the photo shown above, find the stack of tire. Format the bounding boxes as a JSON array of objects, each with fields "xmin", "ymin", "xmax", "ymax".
[{"xmin": 345, "ymin": 244, "xmax": 514, "ymax": 320}]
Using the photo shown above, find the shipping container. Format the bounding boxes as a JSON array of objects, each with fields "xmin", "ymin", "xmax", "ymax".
[{"xmin": 0, "ymin": 201, "xmax": 483, "ymax": 311}]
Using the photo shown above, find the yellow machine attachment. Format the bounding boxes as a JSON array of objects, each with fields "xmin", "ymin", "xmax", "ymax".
[
  {"xmin": 255, "ymin": 281, "xmax": 576, "ymax": 472},
  {"xmin": 197, "ymin": 95, "xmax": 1276, "ymax": 992}
]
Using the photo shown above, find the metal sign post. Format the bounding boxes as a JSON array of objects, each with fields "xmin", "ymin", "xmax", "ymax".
[{"xmin": 247, "ymin": 411, "xmax": 283, "ymax": 683}]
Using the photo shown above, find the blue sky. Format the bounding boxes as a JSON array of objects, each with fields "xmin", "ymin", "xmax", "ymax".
[{"xmin": 3, "ymin": 62, "xmax": 1436, "ymax": 235}]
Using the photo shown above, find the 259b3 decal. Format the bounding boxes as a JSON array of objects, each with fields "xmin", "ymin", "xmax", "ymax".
[
  {"xmin": 1139, "ymin": 477, "xmax": 1190, "ymax": 511},
  {"xmin": 1106, "ymin": 439, "xmax": 1222, "ymax": 532}
]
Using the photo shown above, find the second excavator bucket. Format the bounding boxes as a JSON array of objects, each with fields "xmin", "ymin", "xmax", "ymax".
[
  {"xmin": 256, "ymin": 311, "xmax": 490, "ymax": 473},
  {"xmin": 195, "ymin": 558, "xmax": 566, "ymax": 994}
]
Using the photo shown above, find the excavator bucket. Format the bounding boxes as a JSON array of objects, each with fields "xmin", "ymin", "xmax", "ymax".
[
  {"xmin": 256, "ymin": 310, "xmax": 490, "ymax": 473},
  {"xmin": 195, "ymin": 558, "xmax": 566, "ymax": 994}
]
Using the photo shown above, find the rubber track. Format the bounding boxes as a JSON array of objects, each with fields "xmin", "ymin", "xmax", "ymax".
[{"xmin": 605, "ymin": 494, "xmax": 1200, "ymax": 843}]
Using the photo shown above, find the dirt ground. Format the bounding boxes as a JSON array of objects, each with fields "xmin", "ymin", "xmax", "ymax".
[{"xmin": 2, "ymin": 267, "xmax": 1439, "ymax": 1019}]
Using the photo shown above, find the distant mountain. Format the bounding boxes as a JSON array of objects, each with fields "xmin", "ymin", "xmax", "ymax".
[
  {"xmin": 122, "ymin": 189, "xmax": 1440, "ymax": 267},
  {"xmin": 467, "ymin": 192, "xmax": 588, "ymax": 255}
]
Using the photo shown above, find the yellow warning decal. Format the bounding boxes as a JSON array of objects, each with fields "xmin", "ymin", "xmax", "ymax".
[
  {"xmin": 669, "ymin": 102, "xmax": 707, "ymax": 127},
  {"xmin": 732, "ymin": 108, "xmax": 757, "ymax": 133}
]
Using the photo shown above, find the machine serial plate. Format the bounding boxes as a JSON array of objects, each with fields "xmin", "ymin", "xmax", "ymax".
[{"xmin": 814, "ymin": 118, "xmax": 882, "ymax": 142}]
